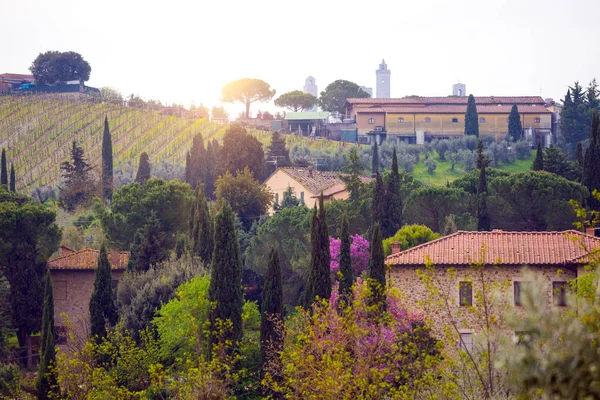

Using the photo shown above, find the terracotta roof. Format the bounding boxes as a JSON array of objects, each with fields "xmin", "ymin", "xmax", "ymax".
[
  {"xmin": 0, "ymin": 73, "xmax": 34, "ymax": 80},
  {"xmin": 47, "ymin": 248, "xmax": 129, "ymax": 270},
  {"xmin": 278, "ymin": 167, "xmax": 372, "ymax": 195},
  {"xmin": 347, "ymin": 96, "xmax": 546, "ymax": 106},
  {"xmin": 386, "ymin": 230, "xmax": 600, "ymax": 267},
  {"xmin": 356, "ymin": 104, "xmax": 552, "ymax": 115}
]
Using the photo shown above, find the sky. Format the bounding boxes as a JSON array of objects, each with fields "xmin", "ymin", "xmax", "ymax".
[{"xmin": 2, "ymin": 0, "xmax": 599, "ymax": 117}]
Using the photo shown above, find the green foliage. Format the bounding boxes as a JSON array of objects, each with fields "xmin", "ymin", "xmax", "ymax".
[
  {"xmin": 89, "ymin": 244, "xmax": 118, "ymax": 341},
  {"xmin": 371, "ymin": 171, "xmax": 385, "ymax": 229},
  {"xmin": 0, "ymin": 364, "xmax": 21, "ymax": 398},
  {"xmin": 260, "ymin": 248, "xmax": 284, "ymax": 374},
  {"xmin": 59, "ymin": 140, "xmax": 94, "ymax": 211},
  {"xmin": 0, "ymin": 149, "xmax": 6, "ymax": 187},
  {"xmin": 371, "ymin": 141, "xmax": 379, "ymax": 175},
  {"xmin": 477, "ymin": 139, "xmax": 491, "ymax": 231},
  {"xmin": 102, "ymin": 116, "xmax": 113, "ymax": 201},
  {"xmin": 382, "ymin": 224, "xmax": 440, "ymax": 256},
  {"xmin": 184, "ymin": 133, "xmax": 207, "ymax": 190},
  {"xmin": 304, "ymin": 196, "xmax": 332, "ymax": 308},
  {"xmin": 367, "ymin": 223, "xmax": 386, "ymax": 315},
  {"xmin": 36, "ymin": 271, "xmax": 58, "ymax": 399},
  {"xmin": 507, "ymin": 104, "xmax": 522, "ymax": 141},
  {"xmin": 9, "ymin": 164, "xmax": 15, "ymax": 193},
  {"xmin": 30, "ymin": 50, "xmax": 91, "ymax": 84},
  {"xmin": 560, "ymin": 81, "xmax": 596, "ymax": 155},
  {"xmin": 279, "ymin": 185, "xmax": 301, "ymax": 209},
  {"xmin": 583, "ymin": 110, "xmax": 600, "ymax": 210},
  {"xmin": 451, "ymin": 168, "xmax": 510, "ymax": 194},
  {"xmin": 134, "ymin": 152, "xmax": 151, "ymax": 184},
  {"xmin": 222, "ymin": 78, "xmax": 276, "ymax": 118},
  {"xmin": 102, "ymin": 178, "xmax": 194, "ymax": 249},
  {"xmin": 219, "ymin": 123, "xmax": 267, "ymax": 181},
  {"xmin": 464, "ymin": 94, "xmax": 479, "ymax": 137},
  {"xmin": 382, "ymin": 147, "xmax": 403, "ymax": 238},
  {"xmin": 190, "ymin": 184, "xmax": 213, "ymax": 263},
  {"xmin": 274, "ymin": 90, "xmax": 318, "ymax": 112},
  {"xmin": 543, "ymin": 144, "xmax": 579, "ymax": 181},
  {"xmin": 127, "ymin": 212, "xmax": 169, "ymax": 272},
  {"xmin": 267, "ymin": 131, "xmax": 290, "ymax": 171},
  {"xmin": 404, "ymin": 186, "xmax": 469, "ymax": 233},
  {"xmin": 318, "ymin": 79, "xmax": 370, "ymax": 115},
  {"xmin": 209, "ymin": 202, "xmax": 244, "ymax": 347}
]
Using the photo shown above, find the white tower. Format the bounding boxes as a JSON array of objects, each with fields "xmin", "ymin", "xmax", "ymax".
[
  {"xmin": 303, "ymin": 76, "xmax": 318, "ymax": 111},
  {"xmin": 376, "ymin": 59, "xmax": 391, "ymax": 98},
  {"xmin": 452, "ymin": 82, "xmax": 466, "ymax": 96}
]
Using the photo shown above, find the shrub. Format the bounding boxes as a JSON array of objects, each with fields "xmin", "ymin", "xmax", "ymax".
[
  {"xmin": 424, "ymin": 158, "xmax": 437, "ymax": 174},
  {"xmin": 382, "ymin": 224, "xmax": 440, "ymax": 256}
]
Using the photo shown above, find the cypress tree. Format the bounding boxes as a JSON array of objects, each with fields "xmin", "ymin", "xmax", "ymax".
[
  {"xmin": 367, "ymin": 223, "xmax": 386, "ymax": 315},
  {"xmin": 476, "ymin": 139, "xmax": 491, "ymax": 231},
  {"xmin": 9, "ymin": 164, "xmax": 15, "ymax": 193},
  {"xmin": 383, "ymin": 148, "xmax": 402, "ymax": 238},
  {"xmin": 0, "ymin": 148, "xmax": 7, "ymax": 187},
  {"xmin": 338, "ymin": 216, "xmax": 353, "ymax": 307},
  {"xmin": 101, "ymin": 117, "xmax": 113, "ymax": 201},
  {"xmin": 583, "ymin": 110, "xmax": 600, "ymax": 210},
  {"xmin": 464, "ymin": 94, "xmax": 479, "ymax": 137},
  {"xmin": 304, "ymin": 195, "xmax": 332, "ymax": 307},
  {"xmin": 575, "ymin": 141, "xmax": 584, "ymax": 166},
  {"xmin": 36, "ymin": 271, "xmax": 58, "ymax": 399},
  {"xmin": 209, "ymin": 202, "xmax": 244, "ymax": 347},
  {"xmin": 89, "ymin": 244, "xmax": 118, "ymax": 341},
  {"xmin": 191, "ymin": 185, "xmax": 213, "ymax": 262},
  {"xmin": 532, "ymin": 141, "xmax": 544, "ymax": 171},
  {"xmin": 371, "ymin": 171, "xmax": 385, "ymax": 229},
  {"xmin": 507, "ymin": 104, "xmax": 522, "ymax": 142},
  {"xmin": 303, "ymin": 206, "xmax": 319, "ymax": 308},
  {"xmin": 185, "ymin": 134, "xmax": 207, "ymax": 189},
  {"xmin": 129, "ymin": 212, "xmax": 168, "ymax": 272},
  {"xmin": 260, "ymin": 247, "xmax": 284, "ymax": 374},
  {"xmin": 371, "ymin": 141, "xmax": 379, "ymax": 177},
  {"xmin": 267, "ymin": 131, "xmax": 290, "ymax": 167},
  {"xmin": 135, "ymin": 152, "xmax": 151, "ymax": 183}
]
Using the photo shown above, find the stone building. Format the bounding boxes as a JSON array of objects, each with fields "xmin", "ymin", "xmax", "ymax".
[
  {"xmin": 386, "ymin": 230, "xmax": 600, "ymax": 348},
  {"xmin": 303, "ymin": 76, "xmax": 318, "ymax": 112},
  {"xmin": 47, "ymin": 246, "xmax": 129, "ymax": 344},
  {"xmin": 375, "ymin": 59, "xmax": 391, "ymax": 99}
]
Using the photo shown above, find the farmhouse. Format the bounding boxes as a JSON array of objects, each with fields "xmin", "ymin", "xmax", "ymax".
[
  {"xmin": 0, "ymin": 73, "xmax": 34, "ymax": 91},
  {"xmin": 387, "ymin": 229, "xmax": 600, "ymax": 346},
  {"xmin": 47, "ymin": 246, "xmax": 129, "ymax": 344}
]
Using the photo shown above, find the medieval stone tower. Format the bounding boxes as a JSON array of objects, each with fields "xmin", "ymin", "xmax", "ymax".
[
  {"xmin": 303, "ymin": 76, "xmax": 318, "ymax": 111},
  {"xmin": 376, "ymin": 59, "xmax": 391, "ymax": 98}
]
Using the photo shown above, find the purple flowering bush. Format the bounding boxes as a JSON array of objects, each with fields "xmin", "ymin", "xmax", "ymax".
[{"xmin": 329, "ymin": 235, "xmax": 370, "ymax": 275}]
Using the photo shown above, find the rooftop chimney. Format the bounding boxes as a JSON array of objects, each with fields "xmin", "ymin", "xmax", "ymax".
[
  {"xmin": 391, "ymin": 241, "xmax": 402, "ymax": 255},
  {"xmin": 308, "ymin": 165, "xmax": 314, "ymax": 178}
]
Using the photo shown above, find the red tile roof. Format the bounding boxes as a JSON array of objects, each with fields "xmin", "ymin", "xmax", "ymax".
[
  {"xmin": 0, "ymin": 73, "xmax": 34, "ymax": 80},
  {"xmin": 47, "ymin": 248, "xmax": 129, "ymax": 270},
  {"xmin": 357, "ymin": 104, "xmax": 552, "ymax": 115},
  {"xmin": 277, "ymin": 167, "xmax": 372, "ymax": 195},
  {"xmin": 347, "ymin": 96, "xmax": 546, "ymax": 106},
  {"xmin": 386, "ymin": 230, "xmax": 600, "ymax": 267}
]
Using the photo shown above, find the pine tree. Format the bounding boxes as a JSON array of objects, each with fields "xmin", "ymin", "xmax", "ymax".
[
  {"xmin": 260, "ymin": 247, "xmax": 284, "ymax": 374},
  {"xmin": 36, "ymin": 271, "xmax": 58, "ymax": 399},
  {"xmin": 583, "ymin": 110, "xmax": 600, "ymax": 210},
  {"xmin": 59, "ymin": 141, "xmax": 93, "ymax": 210},
  {"xmin": 135, "ymin": 152, "xmax": 151, "ymax": 183},
  {"xmin": 209, "ymin": 202, "xmax": 244, "ymax": 347},
  {"xmin": 464, "ymin": 94, "xmax": 479, "ymax": 137},
  {"xmin": 185, "ymin": 134, "xmax": 207, "ymax": 189},
  {"xmin": 476, "ymin": 140, "xmax": 491, "ymax": 231},
  {"xmin": 340, "ymin": 147, "xmax": 364, "ymax": 206},
  {"xmin": 371, "ymin": 141, "xmax": 379, "ymax": 177},
  {"xmin": 383, "ymin": 148, "xmax": 402, "ymax": 238},
  {"xmin": 338, "ymin": 216, "xmax": 353, "ymax": 307},
  {"xmin": 532, "ymin": 141, "xmax": 544, "ymax": 171},
  {"xmin": 129, "ymin": 212, "xmax": 168, "ymax": 272},
  {"xmin": 367, "ymin": 223, "xmax": 386, "ymax": 315},
  {"xmin": 89, "ymin": 244, "xmax": 118, "ymax": 341},
  {"xmin": 0, "ymin": 148, "xmax": 7, "ymax": 187},
  {"xmin": 575, "ymin": 142, "xmax": 584, "ymax": 169},
  {"xmin": 9, "ymin": 164, "xmax": 15, "ymax": 193},
  {"xmin": 205, "ymin": 140, "xmax": 219, "ymax": 198},
  {"xmin": 101, "ymin": 116, "xmax": 113, "ymax": 201},
  {"xmin": 371, "ymin": 171, "xmax": 385, "ymax": 229},
  {"xmin": 304, "ymin": 195, "xmax": 332, "ymax": 307},
  {"xmin": 507, "ymin": 104, "xmax": 522, "ymax": 142},
  {"xmin": 190, "ymin": 185, "xmax": 213, "ymax": 262},
  {"xmin": 267, "ymin": 131, "xmax": 290, "ymax": 167}
]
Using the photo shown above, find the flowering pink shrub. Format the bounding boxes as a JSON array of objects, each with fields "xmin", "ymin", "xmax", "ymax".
[{"xmin": 329, "ymin": 235, "xmax": 370, "ymax": 275}]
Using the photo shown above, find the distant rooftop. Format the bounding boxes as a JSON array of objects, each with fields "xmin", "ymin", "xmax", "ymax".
[
  {"xmin": 284, "ymin": 112, "xmax": 329, "ymax": 121},
  {"xmin": 47, "ymin": 248, "xmax": 129, "ymax": 271}
]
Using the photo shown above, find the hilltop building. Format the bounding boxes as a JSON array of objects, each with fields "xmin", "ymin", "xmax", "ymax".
[
  {"xmin": 452, "ymin": 82, "xmax": 466, "ymax": 96},
  {"xmin": 375, "ymin": 59, "xmax": 391, "ymax": 98},
  {"xmin": 303, "ymin": 76, "xmax": 318, "ymax": 112},
  {"xmin": 0, "ymin": 73, "xmax": 34, "ymax": 91}
]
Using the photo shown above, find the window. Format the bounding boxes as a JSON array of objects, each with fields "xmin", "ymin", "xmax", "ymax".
[
  {"xmin": 368, "ymin": 118, "xmax": 375, "ymax": 124},
  {"xmin": 425, "ymin": 117, "xmax": 431, "ymax": 123},
  {"xmin": 479, "ymin": 117, "xmax": 486, "ymax": 123},
  {"xmin": 459, "ymin": 332, "xmax": 473, "ymax": 352},
  {"xmin": 553, "ymin": 282, "xmax": 567, "ymax": 306},
  {"xmin": 300, "ymin": 192, "xmax": 304, "ymax": 203},
  {"xmin": 54, "ymin": 280, "xmax": 67, "ymax": 300},
  {"xmin": 398, "ymin": 117, "xmax": 404, "ymax": 123},
  {"xmin": 459, "ymin": 281, "xmax": 472, "ymax": 306},
  {"xmin": 451, "ymin": 118, "xmax": 459, "ymax": 123},
  {"xmin": 534, "ymin": 117, "xmax": 541, "ymax": 123},
  {"xmin": 514, "ymin": 281, "xmax": 531, "ymax": 306}
]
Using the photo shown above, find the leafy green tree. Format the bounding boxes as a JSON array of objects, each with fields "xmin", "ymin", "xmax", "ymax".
[
  {"xmin": 543, "ymin": 145, "xmax": 579, "ymax": 181},
  {"xmin": 185, "ymin": 134, "xmax": 207, "ymax": 190},
  {"xmin": 9, "ymin": 165, "xmax": 15, "ymax": 193},
  {"xmin": 135, "ymin": 152, "xmax": 151, "ymax": 184},
  {"xmin": 280, "ymin": 185, "xmax": 301, "ymax": 209},
  {"xmin": 209, "ymin": 202, "xmax": 244, "ymax": 347},
  {"xmin": 30, "ymin": 51, "xmax": 91, "ymax": 85},
  {"xmin": 583, "ymin": 110, "xmax": 600, "ymax": 210},
  {"xmin": 532, "ymin": 141, "xmax": 544, "ymax": 171},
  {"xmin": 36, "ymin": 271, "xmax": 58, "ymax": 399},
  {"xmin": 451, "ymin": 168, "xmax": 511, "ymax": 194},
  {"xmin": 507, "ymin": 104, "xmax": 522, "ymax": 141},
  {"xmin": 338, "ymin": 216, "xmax": 353, "ymax": 306},
  {"xmin": 371, "ymin": 141, "xmax": 379, "ymax": 176},
  {"xmin": 464, "ymin": 94, "xmax": 479, "ymax": 137},
  {"xmin": 89, "ymin": 244, "xmax": 118, "ymax": 341},
  {"xmin": 0, "ymin": 149, "xmax": 6, "ymax": 187},
  {"xmin": 319, "ymin": 80, "xmax": 370, "ymax": 115},
  {"xmin": 211, "ymin": 105, "xmax": 229, "ymax": 120},
  {"xmin": 0, "ymin": 187, "xmax": 60, "ymax": 369},
  {"xmin": 382, "ymin": 224, "xmax": 440, "ymax": 256},
  {"xmin": 190, "ymin": 184, "xmax": 213, "ymax": 263},
  {"xmin": 260, "ymin": 248, "xmax": 284, "ymax": 373},
  {"xmin": 215, "ymin": 167, "xmax": 273, "ymax": 229},
  {"xmin": 222, "ymin": 78, "xmax": 275, "ymax": 119},
  {"xmin": 101, "ymin": 116, "xmax": 113, "ymax": 201},
  {"xmin": 100, "ymin": 87, "xmax": 123, "ymax": 104},
  {"xmin": 340, "ymin": 147, "xmax": 365, "ymax": 206},
  {"xmin": 404, "ymin": 186, "xmax": 469, "ymax": 233},
  {"xmin": 382, "ymin": 148, "xmax": 403, "ymax": 238},
  {"xmin": 59, "ymin": 140, "xmax": 93, "ymax": 210},
  {"xmin": 218, "ymin": 124, "xmax": 267, "ymax": 181},
  {"xmin": 476, "ymin": 139, "xmax": 491, "ymax": 231},
  {"xmin": 367, "ymin": 223, "xmax": 386, "ymax": 315},
  {"xmin": 371, "ymin": 171, "xmax": 385, "ymax": 229},
  {"xmin": 128, "ymin": 212, "xmax": 168, "ymax": 273},
  {"xmin": 304, "ymin": 195, "xmax": 332, "ymax": 307},
  {"xmin": 267, "ymin": 131, "xmax": 290, "ymax": 168},
  {"xmin": 274, "ymin": 90, "xmax": 318, "ymax": 112}
]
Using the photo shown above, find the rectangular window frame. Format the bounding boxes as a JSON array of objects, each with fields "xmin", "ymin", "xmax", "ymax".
[
  {"xmin": 368, "ymin": 118, "xmax": 375, "ymax": 124},
  {"xmin": 459, "ymin": 330, "xmax": 473, "ymax": 352},
  {"xmin": 54, "ymin": 280, "xmax": 67, "ymax": 301},
  {"xmin": 459, "ymin": 281, "xmax": 472, "ymax": 306},
  {"xmin": 552, "ymin": 281, "xmax": 567, "ymax": 307}
]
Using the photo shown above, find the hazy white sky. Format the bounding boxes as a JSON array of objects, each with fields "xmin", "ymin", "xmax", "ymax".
[{"xmin": 2, "ymin": 0, "xmax": 599, "ymax": 117}]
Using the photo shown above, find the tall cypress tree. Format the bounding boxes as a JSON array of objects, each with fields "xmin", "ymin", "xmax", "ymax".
[
  {"xmin": 575, "ymin": 141, "xmax": 584, "ymax": 168},
  {"xmin": 383, "ymin": 148, "xmax": 402, "ymax": 238},
  {"xmin": 0, "ymin": 148, "xmax": 7, "ymax": 187},
  {"xmin": 36, "ymin": 271, "xmax": 58, "ymax": 399},
  {"xmin": 464, "ymin": 94, "xmax": 479, "ymax": 137},
  {"xmin": 476, "ymin": 140, "xmax": 491, "ymax": 231},
  {"xmin": 191, "ymin": 185, "xmax": 213, "ymax": 262},
  {"xmin": 371, "ymin": 171, "xmax": 385, "ymax": 229},
  {"xmin": 267, "ymin": 131, "xmax": 290, "ymax": 167},
  {"xmin": 367, "ymin": 223, "xmax": 386, "ymax": 315},
  {"xmin": 209, "ymin": 202, "xmax": 244, "ymax": 347},
  {"xmin": 507, "ymin": 104, "xmax": 522, "ymax": 142},
  {"xmin": 371, "ymin": 141, "xmax": 379, "ymax": 177},
  {"xmin": 9, "ymin": 164, "xmax": 15, "ymax": 193},
  {"xmin": 532, "ymin": 141, "xmax": 544, "ymax": 171},
  {"xmin": 101, "ymin": 116, "xmax": 113, "ymax": 201},
  {"xmin": 303, "ymin": 206, "xmax": 319, "ymax": 309},
  {"xmin": 129, "ymin": 212, "xmax": 168, "ymax": 272},
  {"xmin": 260, "ymin": 247, "xmax": 284, "ymax": 374},
  {"xmin": 338, "ymin": 216, "xmax": 353, "ymax": 307},
  {"xmin": 185, "ymin": 134, "xmax": 207, "ymax": 190},
  {"xmin": 135, "ymin": 152, "xmax": 151, "ymax": 184},
  {"xmin": 304, "ymin": 195, "xmax": 332, "ymax": 308},
  {"xmin": 89, "ymin": 244, "xmax": 118, "ymax": 341},
  {"xmin": 583, "ymin": 110, "xmax": 600, "ymax": 210}
]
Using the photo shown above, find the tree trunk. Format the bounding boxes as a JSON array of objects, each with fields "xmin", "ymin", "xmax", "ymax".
[
  {"xmin": 25, "ymin": 333, "xmax": 33, "ymax": 370},
  {"xmin": 245, "ymin": 101, "xmax": 250, "ymax": 119}
]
